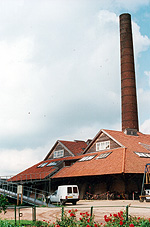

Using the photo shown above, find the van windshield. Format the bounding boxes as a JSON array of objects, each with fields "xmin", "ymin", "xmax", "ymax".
[
  {"xmin": 73, "ymin": 187, "xmax": 78, "ymax": 193},
  {"xmin": 67, "ymin": 187, "xmax": 72, "ymax": 194}
]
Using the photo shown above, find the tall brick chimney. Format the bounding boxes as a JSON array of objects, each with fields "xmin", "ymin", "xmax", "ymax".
[{"xmin": 119, "ymin": 13, "xmax": 139, "ymax": 132}]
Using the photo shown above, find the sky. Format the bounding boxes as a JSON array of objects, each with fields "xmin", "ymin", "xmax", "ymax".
[{"xmin": 0, "ymin": 0, "xmax": 150, "ymax": 176}]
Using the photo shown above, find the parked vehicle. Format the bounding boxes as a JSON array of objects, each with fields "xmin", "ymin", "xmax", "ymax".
[
  {"xmin": 145, "ymin": 189, "xmax": 150, "ymax": 202},
  {"xmin": 47, "ymin": 185, "xmax": 79, "ymax": 205}
]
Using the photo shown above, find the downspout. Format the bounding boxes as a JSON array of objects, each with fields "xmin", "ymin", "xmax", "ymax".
[{"xmin": 122, "ymin": 148, "xmax": 126, "ymax": 173}]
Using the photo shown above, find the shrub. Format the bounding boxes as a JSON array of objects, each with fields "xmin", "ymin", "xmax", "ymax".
[{"xmin": 0, "ymin": 195, "xmax": 8, "ymax": 214}]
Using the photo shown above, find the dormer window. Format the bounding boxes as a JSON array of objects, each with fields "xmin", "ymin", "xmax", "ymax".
[
  {"xmin": 96, "ymin": 141, "xmax": 110, "ymax": 151},
  {"xmin": 53, "ymin": 149, "xmax": 64, "ymax": 158}
]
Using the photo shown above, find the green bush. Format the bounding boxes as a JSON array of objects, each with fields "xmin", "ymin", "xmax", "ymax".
[{"xmin": 0, "ymin": 195, "xmax": 8, "ymax": 214}]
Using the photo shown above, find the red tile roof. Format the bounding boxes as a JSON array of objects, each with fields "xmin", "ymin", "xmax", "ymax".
[
  {"xmin": 104, "ymin": 129, "xmax": 150, "ymax": 173},
  {"xmin": 9, "ymin": 155, "xmax": 83, "ymax": 182},
  {"xmin": 44, "ymin": 140, "xmax": 87, "ymax": 160},
  {"xmin": 52, "ymin": 148, "xmax": 125, "ymax": 178},
  {"xmin": 10, "ymin": 129, "xmax": 150, "ymax": 181},
  {"xmin": 59, "ymin": 140, "xmax": 87, "ymax": 156},
  {"xmin": 52, "ymin": 130, "xmax": 150, "ymax": 178}
]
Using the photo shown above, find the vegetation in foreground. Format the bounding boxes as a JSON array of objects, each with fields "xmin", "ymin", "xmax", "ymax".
[{"xmin": 1, "ymin": 208, "xmax": 150, "ymax": 226}]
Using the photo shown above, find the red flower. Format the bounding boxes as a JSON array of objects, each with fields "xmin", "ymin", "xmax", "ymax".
[
  {"xmin": 113, "ymin": 213, "xmax": 117, "ymax": 217},
  {"xmin": 129, "ymin": 224, "xmax": 134, "ymax": 227},
  {"xmin": 70, "ymin": 212, "xmax": 75, "ymax": 217},
  {"xmin": 137, "ymin": 217, "xmax": 140, "ymax": 220},
  {"xmin": 80, "ymin": 212, "xmax": 83, "ymax": 215},
  {"xmin": 68, "ymin": 210, "xmax": 71, "ymax": 213},
  {"xmin": 87, "ymin": 219, "xmax": 90, "ymax": 223},
  {"xmin": 118, "ymin": 212, "xmax": 121, "ymax": 218},
  {"xmin": 75, "ymin": 209, "xmax": 78, "ymax": 212},
  {"xmin": 86, "ymin": 225, "xmax": 91, "ymax": 227},
  {"xmin": 119, "ymin": 221, "xmax": 123, "ymax": 225},
  {"xmin": 94, "ymin": 224, "xmax": 98, "ymax": 227},
  {"xmin": 105, "ymin": 218, "xmax": 111, "ymax": 222}
]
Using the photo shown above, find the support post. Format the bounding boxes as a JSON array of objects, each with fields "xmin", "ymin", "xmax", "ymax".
[
  {"xmin": 90, "ymin": 206, "xmax": 93, "ymax": 219},
  {"xmin": 32, "ymin": 206, "xmax": 36, "ymax": 222},
  {"xmin": 18, "ymin": 207, "xmax": 20, "ymax": 224},
  {"xmin": 61, "ymin": 207, "xmax": 64, "ymax": 221},
  {"xmin": 14, "ymin": 205, "xmax": 16, "ymax": 226},
  {"xmin": 126, "ymin": 205, "xmax": 128, "ymax": 221}
]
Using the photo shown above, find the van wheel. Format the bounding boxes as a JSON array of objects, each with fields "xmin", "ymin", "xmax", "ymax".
[
  {"xmin": 60, "ymin": 200, "xmax": 65, "ymax": 205},
  {"xmin": 72, "ymin": 201, "xmax": 76, "ymax": 205},
  {"xmin": 139, "ymin": 198, "xmax": 144, "ymax": 202}
]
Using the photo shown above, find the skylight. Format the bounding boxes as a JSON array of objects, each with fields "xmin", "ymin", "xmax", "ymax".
[
  {"xmin": 37, "ymin": 162, "xmax": 48, "ymax": 168},
  {"xmin": 134, "ymin": 152, "xmax": 150, "ymax": 158},
  {"xmin": 139, "ymin": 143, "xmax": 150, "ymax": 151},
  {"xmin": 46, "ymin": 162, "xmax": 57, "ymax": 167},
  {"xmin": 96, "ymin": 152, "xmax": 112, "ymax": 159},
  {"xmin": 79, "ymin": 155, "xmax": 95, "ymax": 162}
]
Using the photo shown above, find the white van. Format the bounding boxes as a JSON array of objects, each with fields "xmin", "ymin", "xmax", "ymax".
[
  {"xmin": 145, "ymin": 189, "xmax": 150, "ymax": 202},
  {"xmin": 48, "ymin": 185, "xmax": 79, "ymax": 205}
]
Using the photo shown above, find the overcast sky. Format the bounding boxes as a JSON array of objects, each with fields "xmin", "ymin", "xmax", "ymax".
[{"xmin": 0, "ymin": 0, "xmax": 150, "ymax": 176}]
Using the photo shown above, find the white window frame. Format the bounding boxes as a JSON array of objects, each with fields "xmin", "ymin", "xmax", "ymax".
[
  {"xmin": 37, "ymin": 162, "xmax": 48, "ymax": 168},
  {"xmin": 46, "ymin": 162, "xmax": 57, "ymax": 167},
  {"xmin": 53, "ymin": 149, "xmax": 64, "ymax": 158},
  {"xmin": 96, "ymin": 152, "xmax": 112, "ymax": 159},
  {"xmin": 96, "ymin": 141, "xmax": 110, "ymax": 151},
  {"xmin": 134, "ymin": 152, "xmax": 150, "ymax": 158},
  {"xmin": 79, "ymin": 155, "xmax": 95, "ymax": 162}
]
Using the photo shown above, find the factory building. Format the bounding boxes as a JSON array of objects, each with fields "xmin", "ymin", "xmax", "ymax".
[{"xmin": 10, "ymin": 13, "xmax": 150, "ymax": 199}]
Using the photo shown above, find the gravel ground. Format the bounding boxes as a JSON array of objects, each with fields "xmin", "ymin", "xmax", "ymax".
[{"xmin": 0, "ymin": 200, "xmax": 150, "ymax": 224}]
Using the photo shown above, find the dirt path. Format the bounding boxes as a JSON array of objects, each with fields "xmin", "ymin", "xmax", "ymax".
[{"xmin": 0, "ymin": 200, "xmax": 150, "ymax": 224}]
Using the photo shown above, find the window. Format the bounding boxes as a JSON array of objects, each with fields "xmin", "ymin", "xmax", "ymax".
[
  {"xmin": 37, "ymin": 162, "xmax": 48, "ymax": 168},
  {"xmin": 134, "ymin": 152, "xmax": 150, "ymax": 158},
  {"xmin": 46, "ymin": 162, "xmax": 57, "ymax": 167},
  {"xmin": 79, "ymin": 155, "xmax": 95, "ymax": 162},
  {"xmin": 96, "ymin": 152, "xmax": 112, "ymax": 159},
  {"xmin": 67, "ymin": 187, "xmax": 72, "ymax": 194},
  {"xmin": 96, "ymin": 141, "xmax": 110, "ymax": 151},
  {"xmin": 53, "ymin": 150, "xmax": 64, "ymax": 158},
  {"xmin": 73, "ymin": 187, "xmax": 78, "ymax": 193},
  {"xmin": 139, "ymin": 143, "xmax": 150, "ymax": 151}
]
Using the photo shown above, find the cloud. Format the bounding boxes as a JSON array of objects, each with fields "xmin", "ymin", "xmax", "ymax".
[
  {"xmin": 144, "ymin": 71, "xmax": 150, "ymax": 86},
  {"xmin": 141, "ymin": 119, "xmax": 150, "ymax": 134},
  {"xmin": 0, "ymin": 2, "xmax": 150, "ymax": 175},
  {"xmin": 0, "ymin": 146, "xmax": 47, "ymax": 176}
]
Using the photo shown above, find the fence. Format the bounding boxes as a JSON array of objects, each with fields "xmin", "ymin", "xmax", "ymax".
[
  {"xmin": 1, "ymin": 204, "xmax": 150, "ymax": 225},
  {"xmin": 0, "ymin": 180, "xmax": 52, "ymax": 206}
]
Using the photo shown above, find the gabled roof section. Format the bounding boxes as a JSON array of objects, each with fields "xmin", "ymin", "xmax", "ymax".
[
  {"xmin": 9, "ymin": 155, "xmax": 83, "ymax": 182},
  {"xmin": 44, "ymin": 140, "xmax": 87, "ymax": 160},
  {"xmin": 52, "ymin": 148, "xmax": 125, "ymax": 178},
  {"xmin": 83, "ymin": 129, "xmax": 124, "ymax": 154},
  {"xmin": 59, "ymin": 140, "xmax": 87, "ymax": 156},
  {"xmin": 104, "ymin": 129, "xmax": 150, "ymax": 153}
]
